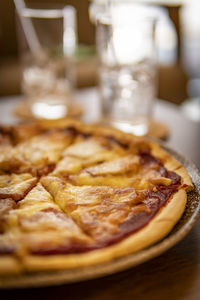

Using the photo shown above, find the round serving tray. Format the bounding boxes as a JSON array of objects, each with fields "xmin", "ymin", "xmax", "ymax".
[{"xmin": 0, "ymin": 145, "xmax": 200, "ymax": 289}]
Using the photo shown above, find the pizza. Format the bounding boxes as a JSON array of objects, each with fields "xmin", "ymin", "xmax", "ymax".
[{"xmin": 0, "ymin": 119, "xmax": 193, "ymax": 275}]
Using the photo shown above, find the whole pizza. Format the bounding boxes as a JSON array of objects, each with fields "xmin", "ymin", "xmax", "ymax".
[{"xmin": 0, "ymin": 119, "xmax": 193, "ymax": 275}]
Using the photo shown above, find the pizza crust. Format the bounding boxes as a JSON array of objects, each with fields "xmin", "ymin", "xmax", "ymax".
[
  {"xmin": 23, "ymin": 189, "xmax": 186, "ymax": 272},
  {"xmin": 0, "ymin": 256, "xmax": 23, "ymax": 275}
]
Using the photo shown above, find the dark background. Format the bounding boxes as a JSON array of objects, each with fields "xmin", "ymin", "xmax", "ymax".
[{"xmin": 0, "ymin": 0, "xmax": 190, "ymax": 104}]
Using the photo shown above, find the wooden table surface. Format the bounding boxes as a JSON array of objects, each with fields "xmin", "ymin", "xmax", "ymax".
[{"xmin": 0, "ymin": 88, "xmax": 200, "ymax": 299}]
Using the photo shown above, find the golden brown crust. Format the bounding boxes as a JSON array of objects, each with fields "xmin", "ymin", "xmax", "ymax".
[{"xmin": 0, "ymin": 256, "xmax": 23, "ymax": 275}]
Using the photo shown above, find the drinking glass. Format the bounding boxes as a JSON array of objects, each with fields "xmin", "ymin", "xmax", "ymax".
[
  {"xmin": 96, "ymin": 8, "xmax": 157, "ymax": 136},
  {"xmin": 16, "ymin": 2, "xmax": 77, "ymax": 120}
]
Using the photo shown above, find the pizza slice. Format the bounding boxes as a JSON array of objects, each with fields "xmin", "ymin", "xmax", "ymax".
[
  {"xmin": 0, "ymin": 173, "xmax": 37, "ymax": 201},
  {"xmin": 0, "ymin": 183, "xmax": 91, "ymax": 273},
  {"xmin": 67, "ymin": 148, "xmax": 192, "ymax": 191},
  {"xmin": 32, "ymin": 166, "xmax": 187, "ymax": 271},
  {"xmin": 16, "ymin": 130, "xmax": 74, "ymax": 174},
  {"xmin": 52, "ymin": 137, "xmax": 123, "ymax": 177},
  {"xmin": 0, "ymin": 131, "xmax": 18, "ymax": 172}
]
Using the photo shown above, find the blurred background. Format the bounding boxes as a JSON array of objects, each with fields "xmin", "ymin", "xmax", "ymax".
[{"xmin": 0, "ymin": 0, "xmax": 200, "ymax": 110}]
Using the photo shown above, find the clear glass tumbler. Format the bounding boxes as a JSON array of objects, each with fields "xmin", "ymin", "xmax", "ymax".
[
  {"xmin": 16, "ymin": 2, "xmax": 77, "ymax": 120},
  {"xmin": 96, "ymin": 7, "xmax": 157, "ymax": 136}
]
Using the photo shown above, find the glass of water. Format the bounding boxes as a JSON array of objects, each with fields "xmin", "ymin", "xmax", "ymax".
[
  {"xmin": 96, "ymin": 7, "xmax": 157, "ymax": 136},
  {"xmin": 16, "ymin": 2, "xmax": 77, "ymax": 120}
]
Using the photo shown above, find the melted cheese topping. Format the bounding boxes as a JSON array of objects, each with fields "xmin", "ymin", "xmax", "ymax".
[
  {"xmin": 0, "ymin": 174, "xmax": 37, "ymax": 201},
  {"xmin": 15, "ymin": 183, "xmax": 59, "ymax": 215},
  {"xmin": 53, "ymin": 156, "xmax": 83, "ymax": 175},
  {"xmin": 0, "ymin": 199, "xmax": 16, "ymax": 216},
  {"xmin": 70, "ymin": 173, "xmax": 135, "ymax": 187},
  {"xmin": 5, "ymin": 183, "xmax": 91, "ymax": 253},
  {"xmin": 41, "ymin": 179, "xmax": 147, "ymax": 242},
  {"xmin": 0, "ymin": 145, "xmax": 20, "ymax": 172},
  {"xmin": 0, "ymin": 130, "xmax": 74, "ymax": 175},
  {"xmin": 16, "ymin": 131, "xmax": 73, "ymax": 168},
  {"xmin": 54, "ymin": 184, "xmax": 143, "ymax": 210},
  {"xmin": 64, "ymin": 138, "xmax": 108, "ymax": 158},
  {"xmin": 84, "ymin": 155, "xmax": 140, "ymax": 176}
]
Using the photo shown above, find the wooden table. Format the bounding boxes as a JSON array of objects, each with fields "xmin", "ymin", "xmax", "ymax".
[{"xmin": 0, "ymin": 88, "xmax": 200, "ymax": 299}]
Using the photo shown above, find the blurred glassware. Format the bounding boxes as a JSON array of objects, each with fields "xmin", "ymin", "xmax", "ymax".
[
  {"xmin": 181, "ymin": 97, "xmax": 200, "ymax": 123},
  {"xmin": 90, "ymin": 0, "xmax": 178, "ymax": 66},
  {"xmin": 180, "ymin": 0, "xmax": 200, "ymax": 122},
  {"xmin": 95, "ymin": 3, "xmax": 157, "ymax": 136},
  {"xmin": 15, "ymin": 0, "xmax": 77, "ymax": 120},
  {"xmin": 181, "ymin": 0, "xmax": 200, "ymax": 79}
]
